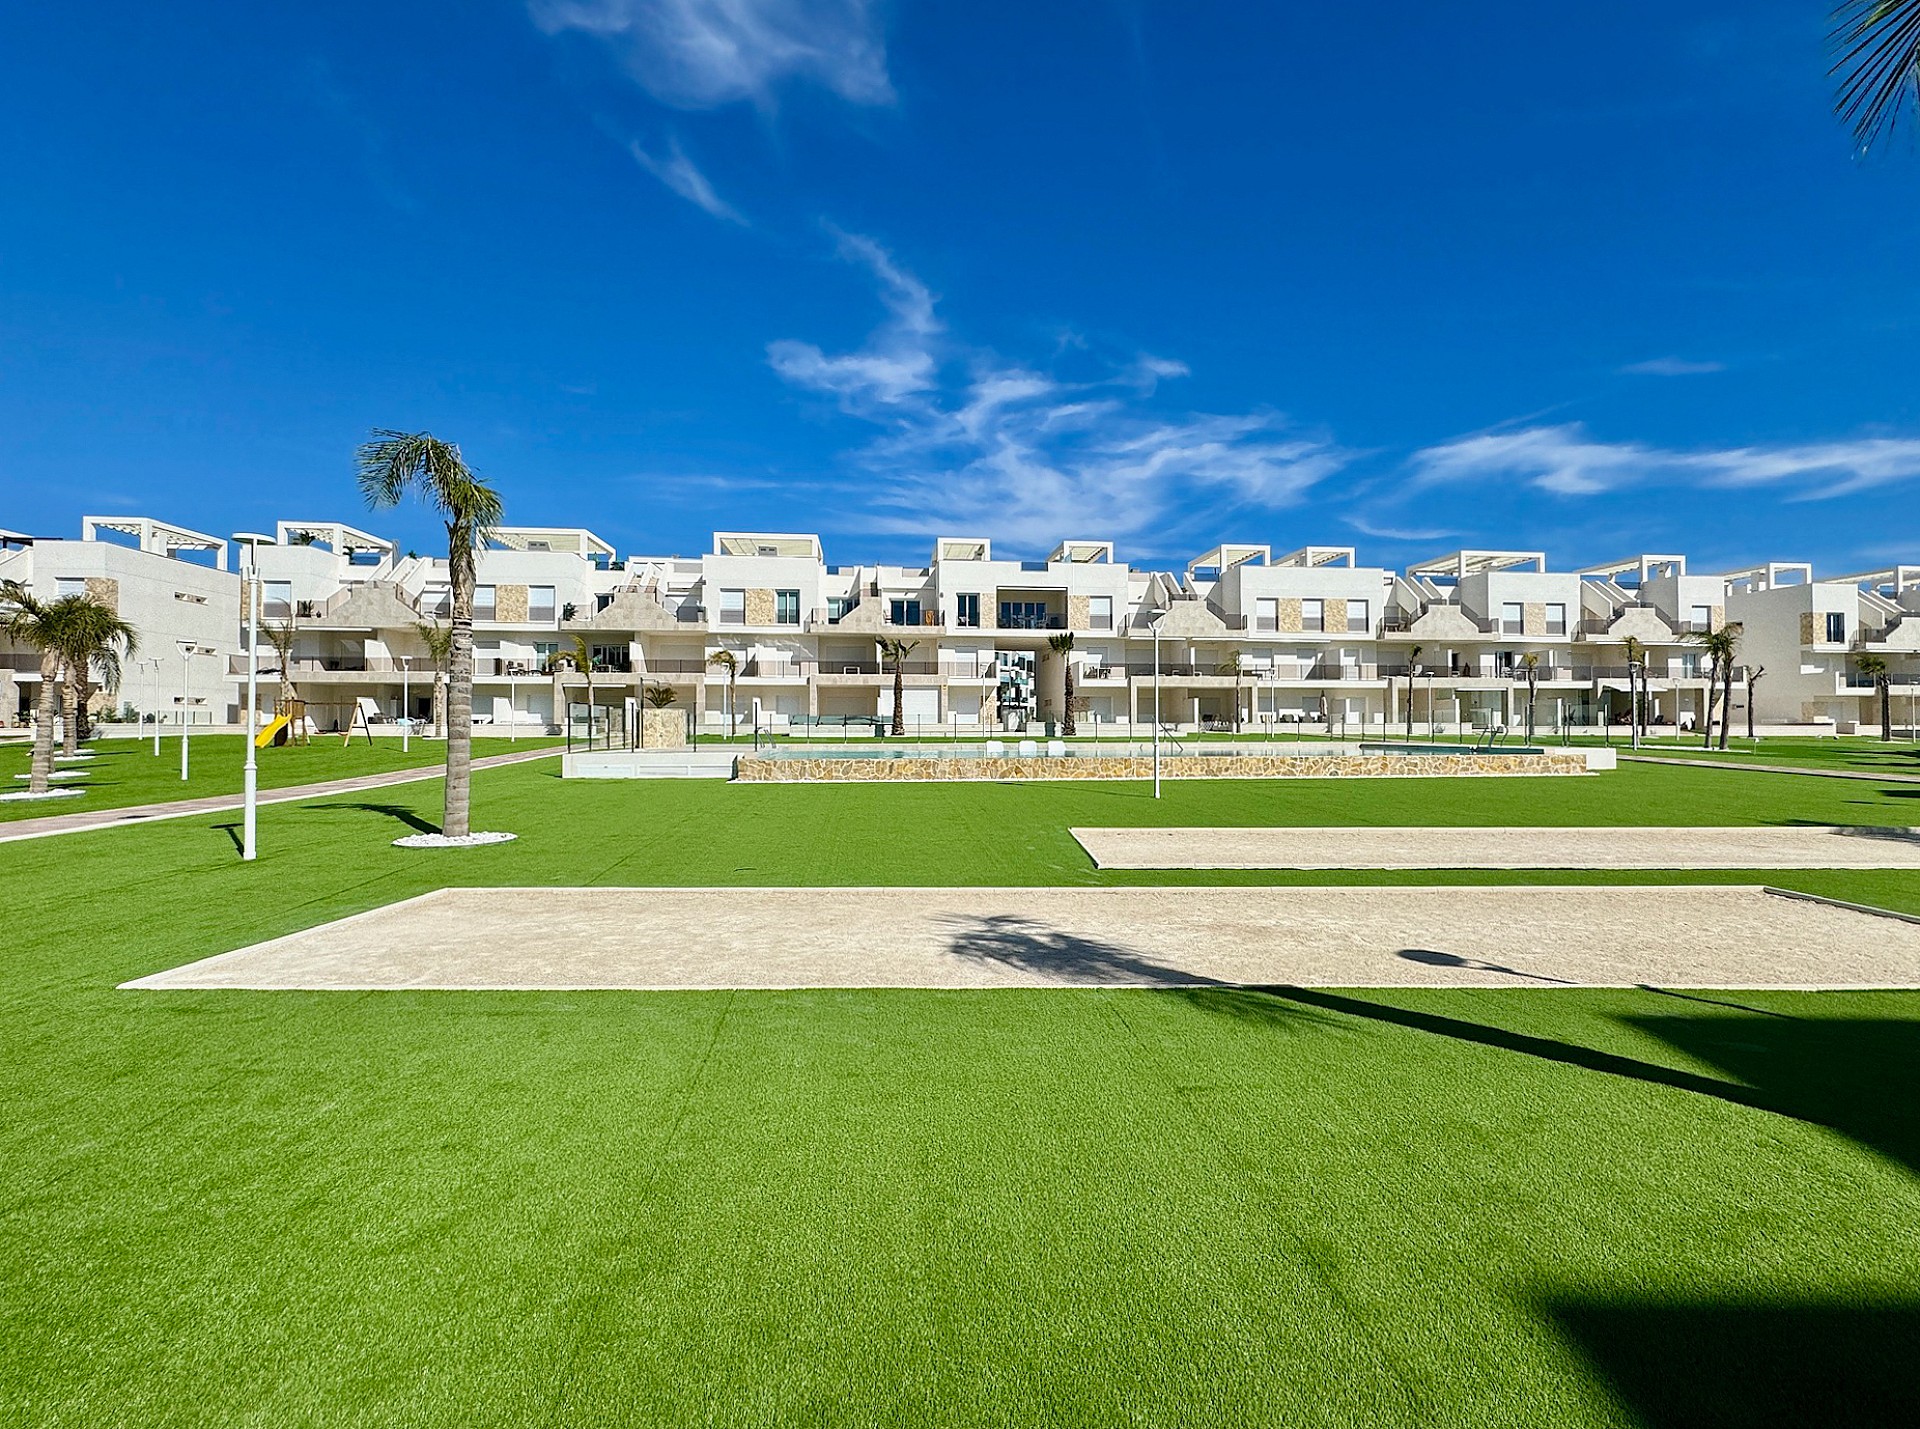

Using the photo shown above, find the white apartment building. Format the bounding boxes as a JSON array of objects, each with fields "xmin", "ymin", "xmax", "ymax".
[
  {"xmin": 7, "ymin": 508, "xmax": 1912, "ymax": 737},
  {"xmin": 1, "ymin": 517, "xmax": 240, "ymax": 727}
]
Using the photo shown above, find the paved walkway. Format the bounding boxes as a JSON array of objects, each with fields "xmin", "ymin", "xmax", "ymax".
[
  {"xmin": 1071, "ymin": 824, "xmax": 1920, "ymax": 870},
  {"xmin": 121, "ymin": 884, "xmax": 1920, "ymax": 990},
  {"xmin": 1622, "ymin": 754, "xmax": 1920, "ymax": 783},
  {"xmin": 0, "ymin": 747, "xmax": 562, "ymax": 845}
]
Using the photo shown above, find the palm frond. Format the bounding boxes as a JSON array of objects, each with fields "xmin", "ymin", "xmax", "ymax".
[{"xmin": 1831, "ymin": 0, "xmax": 1920, "ymax": 151}]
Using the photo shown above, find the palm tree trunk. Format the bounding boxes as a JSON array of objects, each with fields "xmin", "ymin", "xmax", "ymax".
[
  {"xmin": 891, "ymin": 660, "xmax": 905, "ymax": 737},
  {"xmin": 1405, "ymin": 673, "xmax": 1415, "ymax": 739},
  {"xmin": 1746, "ymin": 673, "xmax": 1758, "ymax": 740},
  {"xmin": 433, "ymin": 673, "xmax": 446, "ymax": 739},
  {"xmin": 61, "ymin": 666, "xmax": 80, "ymax": 755},
  {"xmin": 1719, "ymin": 659, "xmax": 1734, "ymax": 750},
  {"xmin": 1882, "ymin": 679, "xmax": 1893, "ymax": 741},
  {"xmin": 1063, "ymin": 666, "xmax": 1076, "ymax": 737},
  {"xmin": 445, "ymin": 536, "xmax": 475, "ymax": 838},
  {"xmin": 1701, "ymin": 672, "xmax": 1716, "ymax": 748},
  {"xmin": 30, "ymin": 649, "xmax": 58, "ymax": 793}
]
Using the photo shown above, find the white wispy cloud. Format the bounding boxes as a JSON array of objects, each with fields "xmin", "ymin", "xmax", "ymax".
[
  {"xmin": 530, "ymin": 0, "xmax": 892, "ymax": 108},
  {"xmin": 1409, "ymin": 422, "xmax": 1920, "ymax": 500},
  {"xmin": 629, "ymin": 136, "xmax": 746, "ymax": 222},
  {"xmin": 767, "ymin": 234, "xmax": 1350, "ymax": 548},
  {"xmin": 1619, "ymin": 356, "xmax": 1727, "ymax": 376}
]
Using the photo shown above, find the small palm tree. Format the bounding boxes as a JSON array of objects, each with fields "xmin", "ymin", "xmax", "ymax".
[
  {"xmin": 643, "ymin": 683, "xmax": 677, "ymax": 708},
  {"xmin": 1858, "ymin": 652, "xmax": 1893, "ymax": 740},
  {"xmin": 357, "ymin": 430, "xmax": 503, "ymax": 839},
  {"xmin": 1689, "ymin": 624, "xmax": 1743, "ymax": 749},
  {"xmin": 48, "ymin": 594, "xmax": 138, "ymax": 754},
  {"xmin": 1518, "ymin": 652, "xmax": 1541, "ymax": 742},
  {"xmin": 706, "ymin": 649, "xmax": 739, "ymax": 737},
  {"xmin": 413, "ymin": 620, "xmax": 452, "ymax": 738},
  {"xmin": 1, "ymin": 582, "xmax": 65, "ymax": 793},
  {"xmin": 1405, "ymin": 644, "xmax": 1423, "ymax": 740},
  {"xmin": 1047, "ymin": 632, "xmax": 1077, "ymax": 736},
  {"xmin": 878, "ymin": 637, "xmax": 917, "ymax": 736},
  {"xmin": 1747, "ymin": 665, "xmax": 1765, "ymax": 740},
  {"xmin": 264, "ymin": 619, "xmax": 301, "ymax": 716},
  {"xmin": 570, "ymin": 633, "xmax": 599, "ymax": 740},
  {"xmin": 1831, "ymin": 1, "xmax": 1920, "ymax": 151}
]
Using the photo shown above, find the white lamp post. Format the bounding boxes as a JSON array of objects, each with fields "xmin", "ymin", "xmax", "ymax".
[
  {"xmin": 235, "ymin": 534, "xmax": 273, "ymax": 862},
  {"xmin": 147, "ymin": 657, "xmax": 164, "ymax": 755},
  {"xmin": 1152, "ymin": 619, "xmax": 1162, "ymax": 799},
  {"xmin": 401, "ymin": 655, "xmax": 412, "ymax": 753},
  {"xmin": 177, "ymin": 641, "xmax": 195, "ymax": 781}
]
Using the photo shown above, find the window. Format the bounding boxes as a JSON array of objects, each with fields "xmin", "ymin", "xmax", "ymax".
[
  {"xmin": 827, "ymin": 597, "xmax": 851, "ymax": 623},
  {"xmin": 421, "ymin": 586, "xmax": 451, "ymax": 617},
  {"xmin": 1679, "ymin": 653, "xmax": 1703, "ymax": 678},
  {"xmin": 528, "ymin": 586, "xmax": 556, "ymax": 622},
  {"xmin": 1301, "ymin": 599, "xmax": 1325, "ymax": 633},
  {"xmin": 533, "ymin": 640, "xmax": 559, "ymax": 668},
  {"xmin": 55, "ymin": 577, "xmax": 84, "ymax": 598},
  {"xmin": 473, "ymin": 585, "xmax": 497, "ymax": 621},
  {"xmin": 1544, "ymin": 602, "xmax": 1566, "ymax": 636},
  {"xmin": 1000, "ymin": 600, "xmax": 1053, "ymax": 630},
  {"xmin": 1347, "ymin": 599, "xmax": 1370, "ymax": 633},
  {"xmin": 1825, "ymin": 612, "xmax": 1846, "ymax": 644},
  {"xmin": 775, "ymin": 590, "xmax": 800, "ymax": 625},
  {"xmin": 719, "ymin": 589, "xmax": 745, "ymax": 625},
  {"xmin": 889, "ymin": 598, "xmax": 922, "ymax": 626},
  {"xmin": 1256, "ymin": 598, "xmax": 1278, "ymax": 633},
  {"xmin": 1501, "ymin": 602, "xmax": 1524, "ymax": 635},
  {"xmin": 955, "ymin": 593, "xmax": 980, "ymax": 628},
  {"xmin": 1690, "ymin": 604, "xmax": 1713, "ymax": 630},
  {"xmin": 1088, "ymin": 595, "xmax": 1114, "ymax": 630},
  {"xmin": 262, "ymin": 581, "xmax": 292, "ymax": 620},
  {"xmin": 1496, "ymin": 649, "xmax": 1516, "ymax": 673}
]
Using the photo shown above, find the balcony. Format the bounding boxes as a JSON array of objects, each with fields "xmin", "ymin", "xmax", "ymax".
[{"xmin": 997, "ymin": 611, "xmax": 1067, "ymax": 631}]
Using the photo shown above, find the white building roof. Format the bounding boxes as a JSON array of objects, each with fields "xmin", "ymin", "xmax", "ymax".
[
  {"xmin": 1407, "ymin": 550, "xmax": 1547, "ymax": 577},
  {"xmin": 82, "ymin": 515, "xmax": 229, "ymax": 570},
  {"xmin": 713, "ymin": 532, "xmax": 823, "ymax": 560},
  {"xmin": 490, "ymin": 527, "xmax": 615, "ymax": 558}
]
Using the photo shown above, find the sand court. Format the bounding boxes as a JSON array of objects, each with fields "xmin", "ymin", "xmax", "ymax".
[
  {"xmin": 1070, "ymin": 825, "xmax": 1920, "ymax": 870},
  {"xmin": 120, "ymin": 884, "xmax": 1920, "ymax": 991}
]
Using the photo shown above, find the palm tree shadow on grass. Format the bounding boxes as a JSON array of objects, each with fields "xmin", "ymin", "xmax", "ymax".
[{"xmin": 296, "ymin": 801, "xmax": 439, "ymax": 835}]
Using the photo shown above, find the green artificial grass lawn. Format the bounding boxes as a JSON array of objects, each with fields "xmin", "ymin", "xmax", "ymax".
[
  {"xmin": 0, "ymin": 735, "xmax": 563, "ymax": 822},
  {"xmin": 5, "ymin": 760, "xmax": 1920, "ymax": 1426}
]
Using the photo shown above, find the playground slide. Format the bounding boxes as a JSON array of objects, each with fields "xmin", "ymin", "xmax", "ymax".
[{"xmin": 253, "ymin": 715, "xmax": 289, "ymax": 748}]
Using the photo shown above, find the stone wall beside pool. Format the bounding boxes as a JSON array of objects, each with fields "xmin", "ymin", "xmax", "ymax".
[{"xmin": 733, "ymin": 750, "xmax": 1599, "ymax": 782}]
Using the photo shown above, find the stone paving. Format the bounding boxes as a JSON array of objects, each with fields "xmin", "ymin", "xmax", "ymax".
[
  {"xmin": 120, "ymin": 884, "xmax": 1920, "ymax": 991},
  {"xmin": 1070, "ymin": 824, "xmax": 1920, "ymax": 870}
]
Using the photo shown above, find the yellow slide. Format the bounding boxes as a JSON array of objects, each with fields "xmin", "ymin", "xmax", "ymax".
[{"xmin": 253, "ymin": 715, "xmax": 289, "ymax": 748}]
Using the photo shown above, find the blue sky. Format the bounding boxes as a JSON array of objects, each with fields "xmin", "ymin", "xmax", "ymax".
[{"xmin": 3, "ymin": 1, "xmax": 1917, "ymax": 572}]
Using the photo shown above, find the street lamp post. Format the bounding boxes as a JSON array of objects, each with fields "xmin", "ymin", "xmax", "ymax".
[
  {"xmin": 242, "ymin": 560, "xmax": 259, "ymax": 860},
  {"xmin": 177, "ymin": 641, "xmax": 194, "ymax": 781},
  {"xmin": 1152, "ymin": 621, "xmax": 1162, "ymax": 799},
  {"xmin": 147, "ymin": 657, "xmax": 163, "ymax": 755},
  {"xmin": 401, "ymin": 656, "xmax": 412, "ymax": 753}
]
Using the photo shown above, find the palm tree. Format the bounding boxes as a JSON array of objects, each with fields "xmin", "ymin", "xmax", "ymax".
[
  {"xmin": 1747, "ymin": 665, "xmax": 1765, "ymax": 740},
  {"xmin": 48, "ymin": 594, "xmax": 138, "ymax": 755},
  {"xmin": 1858, "ymin": 653, "xmax": 1894, "ymax": 740},
  {"xmin": 706, "ymin": 649, "xmax": 739, "ymax": 738},
  {"xmin": 1405, "ymin": 644, "xmax": 1422, "ymax": 740},
  {"xmin": 1689, "ymin": 625, "xmax": 1743, "ymax": 749},
  {"xmin": 357, "ymin": 430, "xmax": 502, "ymax": 839},
  {"xmin": 1518, "ymin": 652, "xmax": 1541, "ymax": 742},
  {"xmin": 1047, "ymin": 632, "xmax": 1077, "ymax": 736},
  {"xmin": 1831, "ymin": 1, "xmax": 1920, "ymax": 151},
  {"xmin": 412, "ymin": 620, "xmax": 452, "ymax": 738},
  {"xmin": 643, "ymin": 683, "xmax": 678, "ymax": 709},
  {"xmin": 569, "ymin": 634, "xmax": 600, "ymax": 743},
  {"xmin": 0, "ymin": 582, "xmax": 65, "ymax": 794},
  {"xmin": 264, "ymin": 619, "xmax": 301, "ymax": 717},
  {"xmin": 1622, "ymin": 636, "xmax": 1645, "ymax": 750},
  {"xmin": 878, "ymin": 637, "xmax": 917, "ymax": 736}
]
